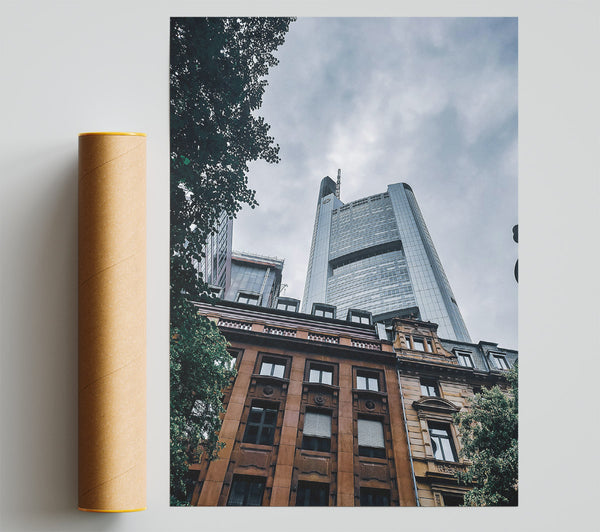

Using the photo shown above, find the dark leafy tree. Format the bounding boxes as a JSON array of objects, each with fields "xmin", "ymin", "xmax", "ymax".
[
  {"xmin": 455, "ymin": 364, "xmax": 518, "ymax": 506},
  {"xmin": 170, "ymin": 17, "xmax": 292, "ymax": 304},
  {"xmin": 169, "ymin": 17, "xmax": 293, "ymax": 505}
]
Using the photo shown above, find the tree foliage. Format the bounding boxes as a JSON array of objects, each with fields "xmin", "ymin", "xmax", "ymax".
[
  {"xmin": 455, "ymin": 364, "xmax": 518, "ymax": 506},
  {"xmin": 169, "ymin": 17, "xmax": 293, "ymax": 505},
  {"xmin": 170, "ymin": 17, "xmax": 293, "ymax": 304},
  {"xmin": 170, "ymin": 305, "xmax": 236, "ymax": 506}
]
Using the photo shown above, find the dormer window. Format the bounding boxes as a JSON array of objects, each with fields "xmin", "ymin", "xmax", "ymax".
[
  {"xmin": 276, "ymin": 297, "xmax": 300, "ymax": 312},
  {"xmin": 237, "ymin": 292, "xmax": 260, "ymax": 305},
  {"xmin": 406, "ymin": 335, "xmax": 434, "ymax": 352},
  {"xmin": 347, "ymin": 309, "xmax": 372, "ymax": 325},
  {"xmin": 455, "ymin": 351, "xmax": 474, "ymax": 368},
  {"xmin": 490, "ymin": 352, "xmax": 510, "ymax": 370},
  {"xmin": 312, "ymin": 303, "xmax": 336, "ymax": 319}
]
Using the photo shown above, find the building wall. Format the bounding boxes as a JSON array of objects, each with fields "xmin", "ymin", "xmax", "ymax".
[
  {"xmin": 392, "ymin": 317, "xmax": 516, "ymax": 506},
  {"xmin": 224, "ymin": 252, "xmax": 284, "ymax": 308},
  {"xmin": 188, "ymin": 301, "xmax": 417, "ymax": 506}
]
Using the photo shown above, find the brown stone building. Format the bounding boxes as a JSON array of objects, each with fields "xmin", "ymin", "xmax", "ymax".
[
  {"xmin": 186, "ymin": 300, "xmax": 517, "ymax": 507},
  {"xmin": 188, "ymin": 299, "xmax": 416, "ymax": 506}
]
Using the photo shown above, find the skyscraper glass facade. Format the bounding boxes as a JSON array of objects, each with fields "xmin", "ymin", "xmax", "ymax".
[{"xmin": 302, "ymin": 179, "xmax": 471, "ymax": 342}]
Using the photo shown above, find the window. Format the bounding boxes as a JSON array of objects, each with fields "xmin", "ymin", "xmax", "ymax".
[
  {"xmin": 360, "ymin": 487, "xmax": 390, "ymax": 506},
  {"xmin": 276, "ymin": 301, "xmax": 298, "ymax": 312},
  {"xmin": 259, "ymin": 359, "xmax": 286, "ymax": 378},
  {"xmin": 302, "ymin": 411, "xmax": 331, "ymax": 452},
  {"xmin": 308, "ymin": 365, "xmax": 333, "ymax": 385},
  {"xmin": 490, "ymin": 352, "xmax": 510, "ymax": 370},
  {"xmin": 456, "ymin": 351, "xmax": 474, "ymax": 368},
  {"xmin": 296, "ymin": 481, "xmax": 329, "ymax": 506},
  {"xmin": 348, "ymin": 310, "xmax": 371, "ymax": 324},
  {"xmin": 227, "ymin": 476, "xmax": 265, "ymax": 506},
  {"xmin": 426, "ymin": 339, "xmax": 434, "ymax": 352},
  {"xmin": 429, "ymin": 423, "xmax": 457, "ymax": 462},
  {"xmin": 225, "ymin": 350, "xmax": 238, "ymax": 370},
  {"xmin": 356, "ymin": 371, "xmax": 379, "ymax": 391},
  {"xmin": 312, "ymin": 304, "xmax": 335, "ymax": 319},
  {"xmin": 358, "ymin": 418, "xmax": 386, "ymax": 458},
  {"xmin": 420, "ymin": 379, "xmax": 439, "ymax": 397},
  {"xmin": 243, "ymin": 404, "xmax": 278, "ymax": 445},
  {"xmin": 237, "ymin": 292, "xmax": 259, "ymax": 305},
  {"xmin": 412, "ymin": 337, "xmax": 425, "ymax": 351},
  {"xmin": 442, "ymin": 493, "xmax": 464, "ymax": 506},
  {"xmin": 404, "ymin": 336, "xmax": 411, "ymax": 348}
]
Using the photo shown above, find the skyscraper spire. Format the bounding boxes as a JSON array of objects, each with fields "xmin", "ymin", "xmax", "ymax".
[{"xmin": 336, "ymin": 168, "xmax": 341, "ymax": 199}]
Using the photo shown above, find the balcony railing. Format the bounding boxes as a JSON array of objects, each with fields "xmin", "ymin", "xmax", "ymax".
[
  {"xmin": 308, "ymin": 332, "xmax": 339, "ymax": 344},
  {"xmin": 218, "ymin": 318, "xmax": 252, "ymax": 331},
  {"xmin": 264, "ymin": 326, "xmax": 297, "ymax": 337},
  {"xmin": 351, "ymin": 339, "xmax": 381, "ymax": 351}
]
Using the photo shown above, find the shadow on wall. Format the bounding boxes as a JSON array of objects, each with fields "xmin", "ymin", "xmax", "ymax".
[{"xmin": 0, "ymin": 143, "xmax": 118, "ymax": 529}]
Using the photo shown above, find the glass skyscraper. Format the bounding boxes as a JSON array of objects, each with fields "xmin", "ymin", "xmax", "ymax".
[{"xmin": 302, "ymin": 177, "xmax": 471, "ymax": 342}]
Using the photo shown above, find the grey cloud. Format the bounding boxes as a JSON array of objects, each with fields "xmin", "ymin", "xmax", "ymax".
[{"xmin": 233, "ymin": 17, "xmax": 518, "ymax": 349}]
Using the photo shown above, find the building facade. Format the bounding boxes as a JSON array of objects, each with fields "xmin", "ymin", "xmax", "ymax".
[
  {"xmin": 392, "ymin": 316, "xmax": 517, "ymax": 506},
  {"xmin": 302, "ymin": 178, "xmax": 471, "ymax": 342},
  {"xmin": 224, "ymin": 251, "xmax": 284, "ymax": 308},
  {"xmin": 188, "ymin": 299, "xmax": 417, "ymax": 506},
  {"xmin": 186, "ymin": 300, "xmax": 516, "ymax": 506}
]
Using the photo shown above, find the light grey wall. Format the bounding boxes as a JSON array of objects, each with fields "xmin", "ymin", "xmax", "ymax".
[{"xmin": 0, "ymin": 1, "xmax": 597, "ymax": 531}]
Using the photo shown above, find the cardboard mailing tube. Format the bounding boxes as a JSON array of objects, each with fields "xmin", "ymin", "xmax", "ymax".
[{"xmin": 78, "ymin": 132, "xmax": 146, "ymax": 512}]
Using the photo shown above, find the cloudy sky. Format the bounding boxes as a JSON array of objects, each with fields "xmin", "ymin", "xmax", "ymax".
[{"xmin": 234, "ymin": 18, "xmax": 518, "ymax": 350}]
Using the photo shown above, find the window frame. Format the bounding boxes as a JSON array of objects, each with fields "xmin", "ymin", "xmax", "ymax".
[
  {"xmin": 348, "ymin": 309, "xmax": 372, "ymax": 325},
  {"xmin": 296, "ymin": 481, "xmax": 329, "ymax": 506},
  {"xmin": 490, "ymin": 352, "xmax": 510, "ymax": 370},
  {"xmin": 420, "ymin": 378, "xmax": 440, "ymax": 397},
  {"xmin": 242, "ymin": 402, "xmax": 279, "ymax": 446},
  {"xmin": 359, "ymin": 487, "xmax": 391, "ymax": 506},
  {"xmin": 428, "ymin": 422, "xmax": 458, "ymax": 462},
  {"xmin": 237, "ymin": 291, "xmax": 260, "ymax": 305},
  {"xmin": 258, "ymin": 355, "xmax": 288, "ymax": 379},
  {"xmin": 306, "ymin": 362, "xmax": 335, "ymax": 385},
  {"xmin": 312, "ymin": 303, "xmax": 336, "ymax": 319},
  {"xmin": 357, "ymin": 417, "xmax": 387, "ymax": 459},
  {"xmin": 412, "ymin": 337, "xmax": 425, "ymax": 351},
  {"xmin": 456, "ymin": 351, "xmax": 474, "ymax": 368},
  {"xmin": 355, "ymin": 369, "xmax": 381, "ymax": 392},
  {"xmin": 276, "ymin": 298, "xmax": 299, "ymax": 312},
  {"xmin": 301, "ymin": 410, "xmax": 332, "ymax": 453},
  {"xmin": 226, "ymin": 475, "xmax": 266, "ymax": 506}
]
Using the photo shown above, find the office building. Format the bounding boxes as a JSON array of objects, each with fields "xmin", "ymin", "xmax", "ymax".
[{"xmin": 302, "ymin": 177, "xmax": 471, "ymax": 342}]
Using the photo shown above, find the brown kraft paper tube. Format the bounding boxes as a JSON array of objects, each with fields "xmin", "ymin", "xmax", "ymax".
[{"xmin": 78, "ymin": 132, "xmax": 146, "ymax": 512}]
